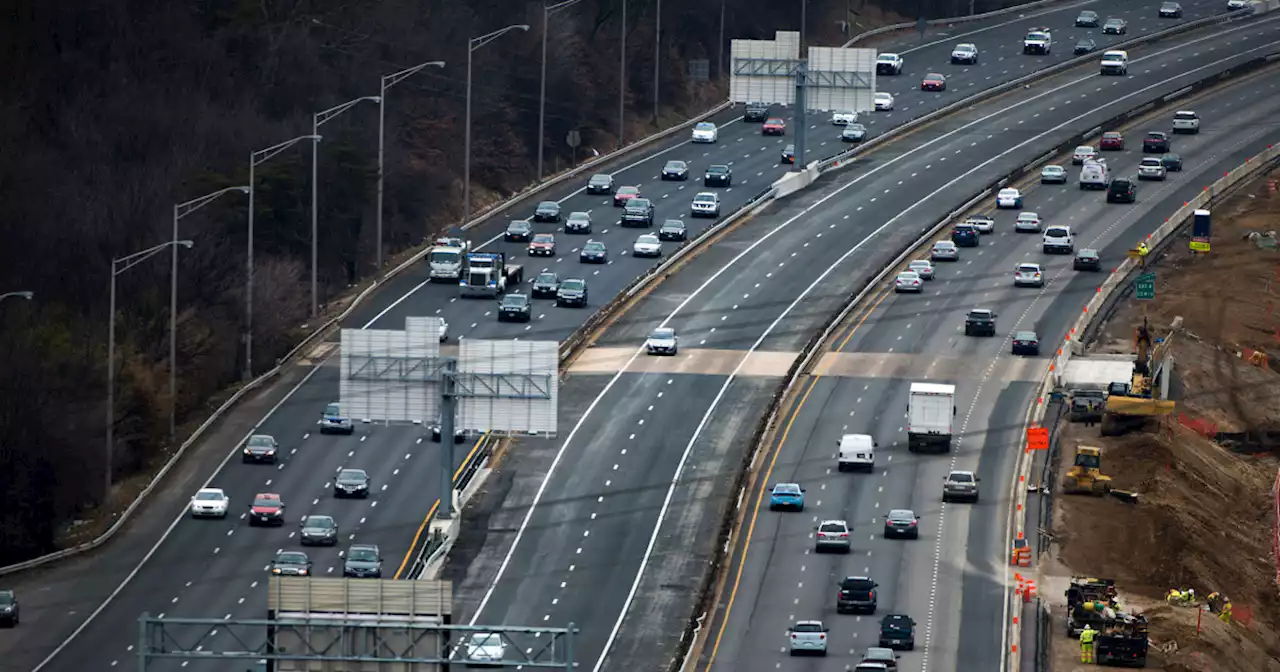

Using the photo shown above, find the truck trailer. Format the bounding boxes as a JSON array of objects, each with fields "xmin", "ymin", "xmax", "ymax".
[
  {"xmin": 906, "ymin": 382, "xmax": 956, "ymax": 452},
  {"xmin": 459, "ymin": 252, "xmax": 523, "ymax": 298}
]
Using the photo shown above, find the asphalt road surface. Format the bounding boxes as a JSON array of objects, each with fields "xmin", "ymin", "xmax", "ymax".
[
  {"xmin": 696, "ymin": 65, "xmax": 1280, "ymax": 672},
  {"xmin": 447, "ymin": 9, "xmax": 1279, "ymax": 672},
  {"xmin": 0, "ymin": 0, "xmax": 1245, "ymax": 670}
]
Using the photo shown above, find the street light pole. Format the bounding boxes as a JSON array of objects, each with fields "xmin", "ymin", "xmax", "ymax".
[
  {"xmin": 312, "ymin": 96, "xmax": 380, "ymax": 317},
  {"xmin": 654, "ymin": 0, "xmax": 661, "ymax": 122},
  {"xmin": 108, "ymin": 240, "xmax": 194, "ymax": 500},
  {"xmin": 171, "ymin": 186, "xmax": 249, "ymax": 442},
  {"xmin": 245, "ymin": 135, "xmax": 321, "ymax": 381},
  {"xmin": 377, "ymin": 61, "xmax": 445, "ymax": 274},
  {"xmin": 619, "ymin": 0, "xmax": 627, "ymax": 148},
  {"xmin": 538, "ymin": 0, "xmax": 586, "ymax": 183},
  {"xmin": 464, "ymin": 24, "xmax": 530, "ymax": 226},
  {"xmin": 0, "ymin": 291, "xmax": 33, "ymax": 303},
  {"xmin": 718, "ymin": 0, "xmax": 726, "ymax": 81}
]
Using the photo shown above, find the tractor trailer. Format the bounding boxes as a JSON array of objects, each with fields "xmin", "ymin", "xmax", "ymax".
[
  {"xmin": 907, "ymin": 382, "xmax": 957, "ymax": 452},
  {"xmin": 459, "ymin": 252, "xmax": 523, "ymax": 298}
]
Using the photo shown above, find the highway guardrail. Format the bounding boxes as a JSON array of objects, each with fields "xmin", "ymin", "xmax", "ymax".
[{"xmin": 842, "ymin": 0, "xmax": 1077, "ymax": 47}]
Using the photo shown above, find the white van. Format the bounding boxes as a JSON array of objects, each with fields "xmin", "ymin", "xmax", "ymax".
[
  {"xmin": 837, "ymin": 434, "xmax": 876, "ymax": 472},
  {"xmin": 1100, "ymin": 50, "xmax": 1128, "ymax": 75},
  {"xmin": 1079, "ymin": 159, "xmax": 1109, "ymax": 190}
]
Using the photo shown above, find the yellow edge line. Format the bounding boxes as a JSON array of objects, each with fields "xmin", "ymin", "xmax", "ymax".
[
  {"xmin": 703, "ymin": 289, "xmax": 890, "ymax": 668},
  {"xmin": 393, "ymin": 433, "xmax": 490, "ymax": 579}
]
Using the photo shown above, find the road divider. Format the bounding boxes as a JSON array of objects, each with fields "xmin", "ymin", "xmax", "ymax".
[{"xmin": 1001, "ymin": 54, "xmax": 1280, "ymax": 672}]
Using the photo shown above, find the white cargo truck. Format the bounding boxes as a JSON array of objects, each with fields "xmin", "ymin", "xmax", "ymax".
[
  {"xmin": 907, "ymin": 382, "xmax": 957, "ymax": 453},
  {"xmin": 427, "ymin": 237, "xmax": 469, "ymax": 281}
]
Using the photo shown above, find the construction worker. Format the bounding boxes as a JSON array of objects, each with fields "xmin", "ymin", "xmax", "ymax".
[
  {"xmin": 1206, "ymin": 592, "xmax": 1221, "ymax": 613},
  {"xmin": 1080, "ymin": 624, "xmax": 1097, "ymax": 663},
  {"xmin": 1220, "ymin": 600, "xmax": 1233, "ymax": 624}
]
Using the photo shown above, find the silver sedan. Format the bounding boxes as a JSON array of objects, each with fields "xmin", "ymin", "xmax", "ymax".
[{"xmin": 931, "ymin": 240, "xmax": 959, "ymax": 261}]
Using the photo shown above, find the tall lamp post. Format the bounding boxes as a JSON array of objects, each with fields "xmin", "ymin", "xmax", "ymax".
[
  {"xmin": 245, "ymin": 134, "xmax": 322, "ymax": 380},
  {"xmin": 463, "ymin": 24, "xmax": 530, "ymax": 225},
  {"xmin": 619, "ymin": 0, "xmax": 627, "ymax": 149},
  {"xmin": 538, "ymin": 0, "xmax": 586, "ymax": 182},
  {"xmin": 653, "ymin": 0, "xmax": 661, "ymax": 122},
  {"xmin": 107, "ymin": 240, "xmax": 194, "ymax": 500},
  {"xmin": 172, "ymin": 186, "xmax": 249, "ymax": 442},
  {"xmin": 0, "ymin": 291, "xmax": 33, "ymax": 303},
  {"xmin": 312, "ymin": 96, "xmax": 380, "ymax": 317},
  {"xmin": 377, "ymin": 60, "xmax": 445, "ymax": 273}
]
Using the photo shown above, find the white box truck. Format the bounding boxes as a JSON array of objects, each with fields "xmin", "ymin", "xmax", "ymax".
[{"xmin": 907, "ymin": 382, "xmax": 957, "ymax": 452}]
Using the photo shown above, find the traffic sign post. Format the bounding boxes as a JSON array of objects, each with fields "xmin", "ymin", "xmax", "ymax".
[
  {"xmin": 1135, "ymin": 272, "xmax": 1156, "ymax": 300},
  {"xmin": 566, "ymin": 129, "xmax": 582, "ymax": 167}
]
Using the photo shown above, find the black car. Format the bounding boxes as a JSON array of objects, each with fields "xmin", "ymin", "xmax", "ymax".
[
  {"xmin": 498, "ymin": 293, "xmax": 532, "ymax": 322},
  {"xmin": 879, "ymin": 614, "xmax": 916, "ymax": 650},
  {"xmin": 661, "ymin": 160, "xmax": 689, "ymax": 181},
  {"xmin": 743, "ymin": 101, "xmax": 769, "ymax": 122},
  {"xmin": 620, "ymin": 198, "xmax": 655, "ymax": 227},
  {"xmin": 1161, "ymin": 153, "xmax": 1183, "ymax": 171},
  {"xmin": 1073, "ymin": 248, "xmax": 1102, "ymax": 271},
  {"xmin": 504, "ymin": 220, "xmax": 533, "ymax": 242},
  {"xmin": 0, "ymin": 589, "xmax": 18, "ymax": 627},
  {"xmin": 1074, "ymin": 38, "xmax": 1097, "ymax": 55},
  {"xmin": 1102, "ymin": 18, "xmax": 1127, "ymax": 35},
  {"xmin": 1107, "ymin": 178, "xmax": 1137, "ymax": 203},
  {"xmin": 704, "ymin": 164, "xmax": 732, "ymax": 187},
  {"xmin": 270, "ymin": 550, "xmax": 312, "ymax": 577},
  {"xmin": 531, "ymin": 271, "xmax": 560, "ymax": 298},
  {"xmin": 431, "ymin": 420, "xmax": 466, "ymax": 443},
  {"xmin": 882, "ymin": 510, "xmax": 920, "ymax": 539},
  {"xmin": 841, "ymin": 123, "xmax": 867, "ymax": 143},
  {"xmin": 1075, "ymin": 10, "xmax": 1099, "ymax": 27},
  {"xmin": 781, "ymin": 144, "xmax": 796, "ymax": 164},
  {"xmin": 951, "ymin": 223, "xmax": 980, "ymax": 247},
  {"xmin": 1143, "ymin": 132, "xmax": 1170, "ymax": 153},
  {"xmin": 242, "ymin": 434, "xmax": 279, "ymax": 464},
  {"xmin": 300, "ymin": 515, "xmax": 339, "ymax": 546},
  {"xmin": 579, "ymin": 240, "xmax": 608, "ymax": 263},
  {"xmin": 1012, "ymin": 330, "xmax": 1040, "ymax": 356},
  {"xmin": 1159, "ymin": 1, "xmax": 1183, "ymax": 17},
  {"xmin": 333, "ymin": 468, "xmax": 370, "ymax": 498},
  {"xmin": 532, "ymin": 200, "xmax": 561, "ymax": 222},
  {"xmin": 964, "ymin": 309, "xmax": 997, "ymax": 337},
  {"xmin": 658, "ymin": 219, "xmax": 688, "ymax": 242},
  {"xmin": 836, "ymin": 576, "xmax": 878, "ymax": 614},
  {"xmin": 343, "ymin": 544, "xmax": 383, "ymax": 578},
  {"xmin": 555, "ymin": 278, "xmax": 588, "ymax": 307},
  {"xmin": 565, "ymin": 211, "xmax": 592, "ymax": 233},
  {"xmin": 586, "ymin": 173, "xmax": 614, "ymax": 194}
]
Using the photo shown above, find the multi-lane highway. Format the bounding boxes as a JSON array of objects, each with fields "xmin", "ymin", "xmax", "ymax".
[
  {"xmin": 0, "ymin": 0, "xmax": 1251, "ymax": 670},
  {"xmin": 696, "ymin": 66, "xmax": 1280, "ymax": 672},
  {"xmin": 448, "ymin": 9, "xmax": 1280, "ymax": 672}
]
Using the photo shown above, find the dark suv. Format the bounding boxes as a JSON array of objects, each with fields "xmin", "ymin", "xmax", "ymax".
[
  {"xmin": 837, "ymin": 576, "xmax": 879, "ymax": 614},
  {"xmin": 964, "ymin": 309, "xmax": 997, "ymax": 337},
  {"xmin": 0, "ymin": 589, "xmax": 18, "ymax": 627},
  {"xmin": 951, "ymin": 223, "xmax": 980, "ymax": 247},
  {"xmin": 621, "ymin": 198, "xmax": 655, "ymax": 227},
  {"xmin": 1107, "ymin": 178, "xmax": 1137, "ymax": 203},
  {"xmin": 743, "ymin": 101, "xmax": 769, "ymax": 121},
  {"xmin": 879, "ymin": 614, "xmax": 916, "ymax": 650}
]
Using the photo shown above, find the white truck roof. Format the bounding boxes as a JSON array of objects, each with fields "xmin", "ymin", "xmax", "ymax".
[{"xmin": 910, "ymin": 382, "xmax": 956, "ymax": 395}]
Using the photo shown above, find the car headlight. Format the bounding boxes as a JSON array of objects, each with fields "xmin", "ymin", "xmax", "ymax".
[
  {"xmin": 243, "ymin": 448, "xmax": 251, "ymax": 455},
  {"xmin": 272, "ymin": 568, "xmax": 282, "ymax": 574}
]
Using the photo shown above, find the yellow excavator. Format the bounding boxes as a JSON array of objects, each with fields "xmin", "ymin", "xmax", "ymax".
[
  {"xmin": 1062, "ymin": 445, "xmax": 1112, "ymax": 495},
  {"xmin": 1100, "ymin": 318, "xmax": 1177, "ymax": 435}
]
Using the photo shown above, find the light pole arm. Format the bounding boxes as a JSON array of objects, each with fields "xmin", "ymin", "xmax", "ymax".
[
  {"xmin": 471, "ymin": 24, "xmax": 530, "ymax": 51},
  {"xmin": 0, "ymin": 291, "xmax": 33, "ymax": 302},
  {"xmin": 175, "ymin": 186, "xmax": 251, "ymax": 220},
  {"xmin": 252, "ymin": 135, "xmax": 322, "ymax": 167},
  {"xmin": 114, "ymin": 240, "xmax": 194, "ymax": 275},
  {"xmin": 547, "ymin": 0, "xmax": 585, "ymax": 15},
  {"xmin": 382, "ymin": 60, "xmax": 446, "ymax": 91},
  {"xmin": 315, "ymin": 96, "xmax": 381, "ymax": 128}
]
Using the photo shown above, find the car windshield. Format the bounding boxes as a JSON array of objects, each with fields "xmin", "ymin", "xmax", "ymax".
[
  {"xmin": 663, "ymin": 220, "xmax": 684, "ymax": 229},
  {"xmin": 1079, "ymin": 250, "xmax": 1099, "ymax": 258},
  {"xmin": 508, "ymin": 221, "xmax": 529, "ymax": 231},
  {"xmin": 277, "ymin": 552, "xmax": 307, "ymax": 564},
  {"xmin": 536, "ymin": 273, "xmax": 557, "ymax": 284},
  {"xmin": 1019, "ymin": 213, "xmax": 1038, "ymax": 220},
  {"xmin": 1000, "ymin": 189, "xmax": 1017, "ymax": 196},
  {"xmin": 501, "ymin": 295, "xmax": 527, "ymax": 307},
  {"xmin": 956, "ymin": 45, "xmax": 974, "ymax": 52},
  {"xmin": 253, "ymin": 495, "xmax": 278, "ymax": 507},
  {"xmin": 305, "ymin": 516, "xmax": 334, "ymax": 529},
  {"xmin": 695, "ymin": 194, "xmax": 716, "ymax": 203},
  {"xmin": 694, "ymin": 122, "xmax": 715, "ymax": 131},
  {"xmin": 877, "ymin": 54, "xmax": 896, "ymax": 62},
  {"xmin": 665, "ymin": 161, "xmax": 685, "ymax": 170},
  {"xmin": 934, "ymin": 242, "xmax": 955, "ymax": 250},
  {"xmin": 195, "ymin": 491, "xmax": 222, "ymax": 501},
  {"xmin": 561, "ymin": 279, "xmax": 585, "ymax": 291},
  {"xmin": 707, "ymin": 165, "xmax": 728, "ymax": 173},
  {"xmin": 1018, "ymin": 265, "xmax": 1040, "ymax": 273},
  {"xmin": 1044, "ymin": 166, "xmax": 1064, "ymax": 174},
  {"xmin": 338, "ymin": 469, "xmax": 366, "ymax": 481},
  {"xmin": 883, "ymin": 618, "xmax": 911, "ymax": 631},
  {"xmin": 889, "ymin": 510, "xmax": 914, "ymax": 521},
  {"xmin": 950, "ymin": 472, "xmax": 974, "ymax": 483},
  {"xmin": 766, "ymin": 118, "xmax": 784, "ymax": 125},
  {"xmin": 428, "ymin": 250, "xmax": 459, "ymax": 263},
  {"xmin": 926, "ymin": 73, "xmax": 943, "ymax": 80},
  {"xmin": 247, "ymin": 435, "xmax": 273, "ymax": 447},
  {"xmin": 589, "ymin": 174, "xmax": 610, "ymax": 184},
  {"xmin": 1080, "ymin": 10, "xmax": 1097, "ymax": 17},
  {"xmin": 618, "ymin": 186, "xmax": 638, "ymax": 195},
  {"xmin": 1015, "ymin": 331, "xmax": 1037, "ymax": 340},
  {"xmin": 324, "ymin": 403, "xmax": 342, "ymax": 416},
  {"xmin": 568, "ymin": 212, "xmax": 589, "ymax": 221},
  {"xmin": 0, "ymin": 592, "xmax": 13, "ymax": 605},
  {"xmin": 876, "ymin": 93, "xmax": 891, "ymax": 100},
  {"xmin": 628, "ymin": 198, "xmax": 651, "ymax": 208},
  {"xmin": 819, "ymin": 522, "xmax": 845, "ymax": 533},
  {"xmin": 842, "ymin": 578, "xmax": 875, "ymax": 589},
  {"xmin": 784, "ymin": 145, "xmax": 795, "ymax": 152},
  {"xmin": 585, "ymin": 242, "xmax": 604, "ymax": 252},
  {"xmin": 533, "ymin": 234, "xmax": 554, "ymax": 243},
  {"xmin": 897, "ymin": 272, "xmax": 919, "ymax": 280},
  {"xmin": 774, "ymin": 483, "xmax": 800, "ymax": 494},
  {"xmin": 537, "ymin": 201, "xmax": 557, "ymax": 210},
  {"xmin": 969, "ymin": 311, "xmax": 991, "ymax": 318},
  {"xmin": 1047, "ymin": 227, "xmax": 1069, "ymax": 236},
  {"xmin": 349, "ymin": 548, "xmax": 378, "ymax": 562},
  {"xmin": 794, "ymin": 623, "xmax": 823, "ymax": 633},
  {"xmin": 650, "ymin": 328, "xmax": 675, "ymax": 340},
  {"xmin": 638, "ymin": 235, "xmax": 659, "ymax": 245}
]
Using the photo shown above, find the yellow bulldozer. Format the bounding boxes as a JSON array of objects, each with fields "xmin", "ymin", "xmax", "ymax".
[
  {"xmin": 1062, "ymin": 445, "xmax": 1112, "ymax": 495},
  {"xmin": 1100, "ymin": 318, "xmax": 1177, "ymax": 435}
]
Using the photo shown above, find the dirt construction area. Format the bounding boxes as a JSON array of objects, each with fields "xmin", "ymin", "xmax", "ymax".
[{"xmin": 1044, "ymin": 166, "xmax": 1280, "ymax": 671}]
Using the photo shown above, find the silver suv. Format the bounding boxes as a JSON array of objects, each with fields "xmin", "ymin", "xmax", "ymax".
[
  {"xmin": 815, "ymin": 519, "xmax": 852, "ymax": 553},
  {"xmin": 942, "ymin": 470, "xmax": 980, "ymax": 503},
  {"xmin": 788, "ymin": 620, "xmax": 830, "ymax": 656}
]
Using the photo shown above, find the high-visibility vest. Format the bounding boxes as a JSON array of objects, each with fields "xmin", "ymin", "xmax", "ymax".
[{"xmin": 1080, "ymin": 629, "xmax": 1096, "ymax": 644}]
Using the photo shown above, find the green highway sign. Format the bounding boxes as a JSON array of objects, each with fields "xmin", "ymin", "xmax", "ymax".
[{"xmin": 1135, "ymin": 272, "xmax": 1156, "ymax": 300}]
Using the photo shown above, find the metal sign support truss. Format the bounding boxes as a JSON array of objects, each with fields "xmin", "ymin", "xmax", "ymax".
[
  {"xmin": 733, "ymin": 57, "xmax": 873, "ymax": 88},
  {"xmin": 347, "ymin": 355, "xmax": 448, "ymax": 382},
  {"xmin": 137, "ymin": 614, "xmax": 578, "ymax": 670}
]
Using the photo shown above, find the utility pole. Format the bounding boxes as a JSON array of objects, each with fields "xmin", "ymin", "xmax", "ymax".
[
  {"xmin": 653, "ymin": 0, "xmax": 661, "ymax": 122},
  {"xmin": 619, "ymin": 0, "xmax": 627, "ymax": 149},
  {"xmin": 718, "ymin": 0, "xmax": 726, "ymax": 81},
  {"xmin": 793, "ymin": 61, "xmax": 808, "ymax": 172}
]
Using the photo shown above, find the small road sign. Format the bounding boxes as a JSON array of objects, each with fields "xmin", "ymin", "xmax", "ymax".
[{"xmin": 1135, "ymin": 272, "xmax": 1156, "ymax": 300}]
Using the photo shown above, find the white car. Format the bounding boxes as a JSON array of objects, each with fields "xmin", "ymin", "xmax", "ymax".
[
  {"xmin": 894, "ymin": 271, "xmax": 923, "ymax": 293},
  {"xmin": 1072, "ymin": 145, "xmax": 1098, "ymax": 165},
  {"xmin": 190, "ymin": 488, "xmax": 230, "ymax": 518},
  {"xmin": 438, "ymin": 318, "xmax": 449, "ymax": 342},
  {"xmin": 463, "ymin": 632, "xmax": 507, "ymax": 664},
  {"xmin": 951, "ymin": 43, "xmax": 979, "ymax": 64},
  {"xmin": 873, "ymin": 92, "xmax": 895, "ymax": 111},
  {"xmin": 632, "ymin": 233, "xmax": 662, "ymax": 258},
  {"xmin": 876, "ymin": 53, "xmax": 904, "ymax": 75},
  {"xmin": 1043, "ymin": 225, "xmax": 1075, "ymax": 253},
  {"xmin": 1013, "ymin": 263, "xmax": 1044, "ymax": 287},
  {"xmin": 645, "ymin": 327, "xmax": 678, "ymax": 356},
  {"xmin": 1138, "ymin": 157, "xmax": 1167, "ymax": 181},
  {"xmin": 831, "ymin": 110, "xmax": 857, "ymax": 125},
  {"xmin": 965, "ymin": 215, "xmax": 995, "ymax": 233},
  {"xmin": 691, "ymin": 121, "xmax": 719, "ymax": 143},
  {"xmin": 1227, "ymin": 0, "xmax": 1249, "ymax": 9},
  {"xmin": 1015, "ymin": 211, "xmax": 1043, "ymax": 232},
  {"xmin": 1172, "ymin": 110, "xmax": 1200, "ymax": 134},
  {"xmin": 690, "ymin": 191, "xmax": 721, "ymax": 217},
  {"xmin": 996, "ymin": 188, "xmax": 1022, "ymax": 209},
  {"xmin": 908, "ymin": 259, "xmax": 934, "ymax": 279}
]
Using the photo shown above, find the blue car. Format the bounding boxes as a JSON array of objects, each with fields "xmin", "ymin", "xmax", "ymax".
[
  {"xmin": 769, "ymin": 483, "xmax": 806, "ymax": 511},
  {"xmin": 319, "ymin": 402, "xmax": 354, "ymax": 435}
]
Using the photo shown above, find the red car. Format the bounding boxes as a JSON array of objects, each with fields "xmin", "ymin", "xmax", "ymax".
[
  {"xmin": 921, "ymin": 73, "xmax": 947, "ymax": 91},
  {"xmin": 762, "ymin": 118, "xmax": 787, "ymax": 135},
  {"xmin": 1099, "ymin": 132, "xmax": 1124, "ymax": 150},
  {"xmin": 612, "ymin": 185, "xmax": 640, "ymax": 207},
  {"xmin": 249, "ymin": 493, "xmax": 286, "ymax": 527},
  {"xmin": 528, "ymin": 233, "xmax": 556, "ymax": 257}
]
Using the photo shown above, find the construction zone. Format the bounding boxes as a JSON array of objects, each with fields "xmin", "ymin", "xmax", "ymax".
[{"xmin": 1036, "ymin": 166, "xmax": 1280, "ymax": 671}]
